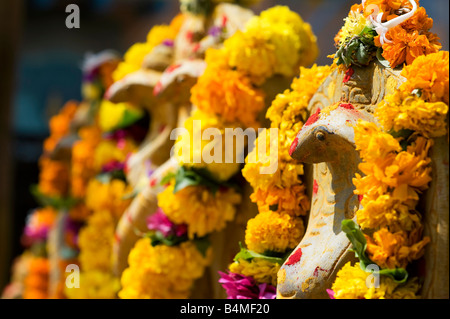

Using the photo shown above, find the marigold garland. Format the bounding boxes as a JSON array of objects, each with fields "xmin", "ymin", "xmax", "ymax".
[
  {"xmin": 330, "ymin": 45, "xmax": 449, "ymax": 298},
  {"xmin": 222, "ymin": 64, "xmax": 331, "ymax": 298}
]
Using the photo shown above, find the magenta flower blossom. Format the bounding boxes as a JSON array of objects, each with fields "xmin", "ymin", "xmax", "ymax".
[
  {"xmin": 147, "ymin": 208, "xmax": 187, "ymax": 238},
  {"xmin": 326, "ymin": 289, "xmax": 335, "ymax": 299},
  {"xmin": 102, "ymin": 160, "xmax": 125, "ymax": 173},
  {"xmin": 218, "ymin": 271, "xmax": 277, "ymax": 299}
]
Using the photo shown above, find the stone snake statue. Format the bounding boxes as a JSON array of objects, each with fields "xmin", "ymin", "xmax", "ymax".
[{"xmin": 277, "ymin": 60, "xmax": 449, "ymax": 299}]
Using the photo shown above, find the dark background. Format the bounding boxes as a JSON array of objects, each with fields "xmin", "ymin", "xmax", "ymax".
[{"xmin": 0, "ymin": 0, "xmax": 448, "ymax": 292}]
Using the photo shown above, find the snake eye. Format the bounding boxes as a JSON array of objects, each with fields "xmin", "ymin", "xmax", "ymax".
[{"xmin": 316, "ymin": 131, "xmax": 326, "ymax": 141}]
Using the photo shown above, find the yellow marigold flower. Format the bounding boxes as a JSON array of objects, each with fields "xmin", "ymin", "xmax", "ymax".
[
  {"xmin": 245, "ymin": 210, "xmax": 304, "ymax": 254},
  {"xmin": 119, "ymin": 267, "xmax": 191, "ymax": 299},
  {"xmin": 85, "ymin": 178, "xmax": 132, "ymax": 220},
  {"xmin": 365, "ymin": 227, "xmax": 430, "ymax": 269},
  {"xmin": 229, "ymin": 258, "xmax": 280, "ymax": 286},
  {"xmin": 376, "ymin": 90, "xmax": 448, "ymax": 138},
  {"xmin": 354, "ymin": 120, "xmax": 402, "ymax": 163},
  {"xmin": 174, "ymin": 110, "xmax": 242, "ymax": 182},
  {"xmin": 93, "ymin": 138, "xmax": 137, "ymax": 171},
  {"xmin": 331, "ymin": 262, "xmax": 421, "ymax": 299},
  {"xmin": 127, "ymin": 238, "xmax": 212, "ymax": 280},
  {"xmin": 119, "ymin": 238, "xmax": 210, "ymax": 299},
  {"xmin": 65, "ymin": 270, "xmax": 120, "ymax": 299},
  {"xmin": 400, "ymin": 50, "xmax": 449, "ymax": 104},
  {"xmin": 146, "ymin": 25, "xmax": 177, "ymax": 49},
  {"xmin": 190, "ymin": 60, "xmax": 265, "ymax": 128},
  {"xmin": 113, "ymin": 20, "xmax": 179, "ymax": 82},
  {"xmin": 157, "ymin": 181, "xmax": 242, "ymax": 239},
  {"xmin": 267, "ymin": 65, "xmax": 331, "ymax": 131},
  {"xmin": 354, "ymin": 135, "xmax": 433, "ymax": 212},
  {"xmin": 247, "ymin": 6, "xmax": 319, "ymax": 69},
  {"xmin": 78, "ymin": 210, "xmax": 115, "ymax": 272},
  {"xmin": 113, "ymin": 42, "xmax": 151, "ymax": 82},
  {"xmin": 223, "ymin": 29, "xmax": 277, "ymax": 85},
  {"xmin": 356, "ymin": 194, "xmax": 421, "ymax": 231}
]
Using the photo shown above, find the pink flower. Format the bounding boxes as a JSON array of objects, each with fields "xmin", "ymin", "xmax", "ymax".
[
  {"xmin": 218, "ymin": 271, "xmax": 277, "ymax": 299},
  {"xmin": 326, "ymin": 289, "xmax": 335, "ymax": 299},
  {"xmin": 146, "ymin": 208, "xmax": 187, "ymax": 238}
]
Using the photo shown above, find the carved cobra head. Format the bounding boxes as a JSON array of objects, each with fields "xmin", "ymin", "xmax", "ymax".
[{"xmin": 277, "ymin": 61, "xmax": 405, "ymax": 299}]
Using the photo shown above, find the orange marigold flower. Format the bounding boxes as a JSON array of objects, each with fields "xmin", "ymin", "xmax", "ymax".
[
  {"xmin": 190, "ymin": 61, "xmax": 265, "ymax": 128},
  {"xmin": 381, "ymin": 25, "xmax": 441, "ymax": 68},
  {"xmin": 400, "ymin": 50, "xmax": 449, "ymax": 104},
  {"xmin": 365, "ymin": 227, "xmax": 430, "ymax": 269},
  {"xmin": 38, "ymin": 157, "xmax": 70, "ymax": 197},
  {"xmin": 250, "ymin": 184, "xmax": 310, "ymax": 217},
  {"xmin": 401, "ymin": 6, "xmax": 434, "ymax": 32}
]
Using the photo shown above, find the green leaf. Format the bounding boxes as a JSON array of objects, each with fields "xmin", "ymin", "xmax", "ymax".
[
  {"xmin": 376, "ymin": 47, "xmax": 391, "ymax": 68},
  {"xmin": 173, "ymin": 166, "xmax": 220, "ymax": 194},
  {"xmin": 379, "ymin": 268, "xmax": 408, "ymax": 283},
  {"xmin": 193, "ymin": 236, "xmax": 211, "ymax": 257},
  {"xmin": 341, "ymin": 219, "xmax": 408, "ymax": 283},
  {"xmin": 147, "ymin": 230, "xmax": 188, "ymax": 247},
  {"xmin": 233, "ymin": 242, "xmax": 285, "ymax": 264},
  {"xmin": 160, "ymin": 172, "xmax": 176, "ymax": 186},
  {"xmin": 30, "ymin": 185, "xmax": 80, "ymax": 211},
  {"xmin": 341, "ymin": 219, "xmax": 372, "ymax": 269},
  {"xmin": 116, "ymin": 108, "xmax": 144, "ymax": 130}
]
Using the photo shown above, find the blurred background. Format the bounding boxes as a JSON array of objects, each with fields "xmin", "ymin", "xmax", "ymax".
[{"xmin": 0, "ymin": 0, "xmax": 448, "ymax": 292}]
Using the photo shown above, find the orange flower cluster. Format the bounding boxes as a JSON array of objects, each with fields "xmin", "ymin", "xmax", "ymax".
[
  {"xmin": 43, "ymin": 101, "xmax": 78, "ymax": 153},
  {"xmin": 70, "ymin": 126, "xmax": 103, "ymax": 199},
  {"xmin": 377, "ymin": 3, "xmax": 441, "ymax": 68},
  {"xmin": 22, "ymin": 257, "xmax": 50, "ymax": 299},
  {"xmin": 38, "ymin": 157, "xmax": 70, "ymax": 198},
  {"xmin": 190, "ymin": 49, "xmax": 265, "ymax": 129}
]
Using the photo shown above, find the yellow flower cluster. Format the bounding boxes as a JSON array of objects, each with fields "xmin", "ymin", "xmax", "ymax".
[
  {"xmin": 229, "ymin": 65, "xmax": 329, "ymax": 289},
  {"xmin": 376, "ymin": 90, "xmax": 448, "ymax": 138},
  {"xmin": 224, "ymin": 6, "xmax": 318, "ymax": 84},
  {"xmin": 245, "ymin": 210, "xmax": 305, "ymax": 254},
  {"xmin": 354, "ymin": 122, "xmax": 432, "ymax": 231},
  {"xmin": 340, "ymin": 52, "xmax": 449, "ymax": 296},
  {"xmin": 157, "ymin": 180, "xmax": 242, "ymax": 239},
  {"xmin": 229, "ymin": 258, "xmax": 280, "ymax": 286},
  {"xmin": 243, "ymin": 65, "xmax": 331, "ymax": 215},
  {"xmin": 85, "ymin": 178, "xmax": 133, "ymax": 221},
  {"xmin": 77, "ymin": 210, "xmax": 116, "ymax": 272},
  {"xmin": 376, "ymin": 51, "xmax": 449, "ymax": 137},
  {"xmin": 119, "ymin": 238, "xmax": 212, "ymax": 299},
  {"xmin": 64, "ymin": 270, "xmax": 120, "ymax": 299},
  {"xmin": 191, "ymin": 6, "xmax": 318, "ymax": 128},
  {"xmin": 112, "ymin": 15, "xmax": 183, "ymax": 81},
  {"xmin": 93, "ymin": 138, "xmax": 137, "ymax": 172},
  {"xmin": 174, "ymin": 110, "xmax": 243, "ymax": 182},
  {"xmin": 331, "ymin": 262, "xmax": 420, "ymax": 299}
]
